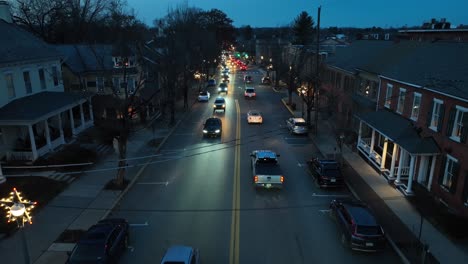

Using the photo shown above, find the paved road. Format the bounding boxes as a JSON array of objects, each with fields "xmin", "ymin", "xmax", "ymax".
[{"xmin": 111, "ymin": 68, "xmax": 401, "ymax": 264}]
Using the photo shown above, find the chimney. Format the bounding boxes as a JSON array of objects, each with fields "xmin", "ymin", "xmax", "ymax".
[{"xmin": 0, "ymin": 1, "xmax": 12, "ymax": 23}]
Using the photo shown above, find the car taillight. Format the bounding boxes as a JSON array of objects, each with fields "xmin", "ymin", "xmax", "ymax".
[
  {"xmin": 254, "ymin": 176, "xmax": 258, "ymax": 182},
  {"xmin": 352, "ymin": 224, "xmax": 364, "ymax": 238},
  {"xmin": 280, "ymin": 176, "xmax": 284, "ymax": 183}
]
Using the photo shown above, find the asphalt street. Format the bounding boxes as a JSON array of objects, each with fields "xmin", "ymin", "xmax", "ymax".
[{"xmin": 110, "ymin": 67, "xmax": 401, "ymax": 264}]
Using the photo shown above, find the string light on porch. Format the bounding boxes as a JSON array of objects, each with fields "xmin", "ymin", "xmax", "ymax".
[{"xmin": 0, "ymin": 188, "xmax": 37, "ymax": 227}]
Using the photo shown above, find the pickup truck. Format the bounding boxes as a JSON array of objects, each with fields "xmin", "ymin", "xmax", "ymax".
[{"xmin": 250, "ymin": 150, "xmax": 284, "ymax": 189}]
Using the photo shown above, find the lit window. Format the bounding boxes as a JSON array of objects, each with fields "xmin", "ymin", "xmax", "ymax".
[
  {"xmin": 411, "ymin": 93, "xmax": 422, "ymax": 121},
  {"xmin": 429, "ymin": 99, "xmax": 443, "ymax": 132},
  {"xmin": 385, "ymin": 84, "xmax": 393, "ymax": 108},
  {"xmin": 450, "ymin": 106, "xmax": 467, "ymax": 140},
  {"xmin": 442, "ymin": 155, "xmax": 458, "ymax": 191},
  {"xmin": 396, "ymin": 88, "xmax": 406, "ymax": 114}
]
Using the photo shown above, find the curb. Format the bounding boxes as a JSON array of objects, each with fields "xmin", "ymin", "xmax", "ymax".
[{"xmin": 281, "ymin": 96, "xmax": 411, "ymax": 264}]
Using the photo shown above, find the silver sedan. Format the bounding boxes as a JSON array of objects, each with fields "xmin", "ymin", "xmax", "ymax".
[{"xmin": 247, "ymin": 110, "xmax": 263, "ymax": 124}]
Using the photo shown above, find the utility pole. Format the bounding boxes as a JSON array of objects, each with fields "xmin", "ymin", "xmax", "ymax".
[{"xmin": 314, "ymin": 6, "xmax": 321, "ymax": 135}]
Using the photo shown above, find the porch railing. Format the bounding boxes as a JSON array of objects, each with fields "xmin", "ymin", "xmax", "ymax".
[{"xmin": 6, "ymin": 151, "xmax": 33, "ymax": 161}]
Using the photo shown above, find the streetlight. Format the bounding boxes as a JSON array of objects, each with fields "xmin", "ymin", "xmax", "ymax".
[{"xmin": 1, "ymin": 188, "xmax": 37, "ymax": 264}]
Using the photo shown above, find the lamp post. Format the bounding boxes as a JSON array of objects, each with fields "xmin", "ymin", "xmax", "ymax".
[
  {"xmin": 1, "ymin": 188, "xmax": 37, "ymax": 264},
  {"xmin": 194, "ymin": 72, "xmax": 201, "ymax": 93}
]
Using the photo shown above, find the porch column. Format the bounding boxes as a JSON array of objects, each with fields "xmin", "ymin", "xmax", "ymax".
[
  {"xmin": 58, "ymin": 113, "xmax": 65, "ymax": 143},
  {"xmin": 69, "ymin": 108, "xmax": 76, "ymax": 135},
  {"xmin": 44, "ymin": 119, "xmax": 52, "ymax": 150},
  {"xmin": 396, "ymin": 149, "xmax": 406, "ymax": 184},
  {"xmin": 80, "ymin": 103, "xmax": 85, "ymax": 128},
  {"xmin": 28, "ymin": 125, "xmax": 38, "ymax": 160},
  {"xmin": 427, "ymin": 155, "xmax": 437, "ymax": 191},
  {"xmin": 380, "ymin": 138, "xmax": 389, "ymax": 170},
  {"xmin": 369, "ymin": 130, "xmax": 376, "ymax": 159},
  {"xmin": 89, "ymin": 101, "xmax": 94, "ymax": 123},
  {"xmin": 389, "ymin": 144, "xmax": 398, "ymax": 178},
  {"xmin": 358, "ymin": 121, "xmax": 362, "ymax": 139},
  {"xmin": 406, "ymin": 154, "xmax": 416, "ymax": 193}
]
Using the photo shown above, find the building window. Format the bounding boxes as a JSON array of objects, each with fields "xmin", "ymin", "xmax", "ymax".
[
  {"xmin": 39, "ymin": 69, "xmax": 46, "ymax": 90},
  {"xmin": 449, "ymin": 106, "xmax": 468, "ymax": 142},
  {"xmin": 396, "ymin": 88, "xmax": 406, "ymax": 114},
  {"xmin": 97, "ymin": 77, "xmax": 104, "ymax": 93},
  {"xmin": 429, "ymin": 99, "xmax": 444, "ymax": 132},
  {"xmin": 0, "ymin": 128, "xmax": 4, "ymax": 145},
  {"xmin": 127, "ymin": 77, "xmax": 135, "ymax": 93},
  {"xmin": 5, "ymin": 73, "xmax": 16, "ymax": 99},
  {"xmin": 411, "ymin": 92, "xmax": 422, "ymax": 121},
  {"xmin": 51, "ymin": 66, "xmax": 59, "ymax": 86},
  {"xmin": 441, "ymin": 155, "xmax": 459, "ymax": 192},
  {"xmin": 23, "ymin": 71, "xmax": 32, "ymax": 94},
  {"xmin": 385, "ymin": 84, "xmax": 393, "ymax": 108}
]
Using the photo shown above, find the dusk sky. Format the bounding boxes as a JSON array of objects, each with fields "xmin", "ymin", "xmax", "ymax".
[{"xmin": 127, "ymin": 0, "xmax": 468, "ymax": 28}]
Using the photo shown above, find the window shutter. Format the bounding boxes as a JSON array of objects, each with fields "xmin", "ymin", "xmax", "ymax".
[
  {"xmin": 426, "ymin": 101, "xmax": 434, "ymax": 127},
  {"xmin": 462, "ymin": 171, "xmax": 468, "ymax": 203},
  {"xmin": 460, "ymin": 113, "xmax": 468, "ymax": 143},
  {"xmin": 446, "ymin": 107, "xmax": 456, "ymax": 136},
  {"xmin": 450, "ymin": 162, "xmax": 460, "ymax": 194},
  {"xmin": 437, "ymin": 104, "xmax": 445, "ymax": 132},
  {"xmin": 438, "ymin": 155, "xmax": 447, "ymax": 185}
]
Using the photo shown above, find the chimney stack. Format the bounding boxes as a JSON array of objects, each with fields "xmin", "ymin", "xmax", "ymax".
[{"xmin": 0, "ymin": 1, "xmax": 12, "ymax": 23}]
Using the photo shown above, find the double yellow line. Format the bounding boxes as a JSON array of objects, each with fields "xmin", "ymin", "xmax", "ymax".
[{"xmin": 229, "ymin": 99, "xmax": 241, "ymax": 264}]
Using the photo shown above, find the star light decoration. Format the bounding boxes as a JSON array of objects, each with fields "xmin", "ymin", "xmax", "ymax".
[{"xmin": 0, "ymin": 188, "xmax": 37, "ymax": 227}]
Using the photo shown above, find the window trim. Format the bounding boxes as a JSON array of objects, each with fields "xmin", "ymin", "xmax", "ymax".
[
  {"xmin": 442, "ymin": 155, "xmax": 458, "ymax": 191},
  {"xmin": 384, "ymin": 83, "xmax": 393, "ymax": 108},
  {"xmin": 429, "ymin": 99, "xmax": 444, "ymax": 132},
  {"xmin": 51, "ymin": 65, "xmax": 59, "ymax": 87},
  {"xmin": 450, "ymin": 106, "xmax": 468, "ymax": 142},
  {"xmin": 396, "ymin": 88, "xmax": 406, "ymax": 114},
  {"xmin": 411, "ymin": 92, "xmax": 422, "ymax": 121}
]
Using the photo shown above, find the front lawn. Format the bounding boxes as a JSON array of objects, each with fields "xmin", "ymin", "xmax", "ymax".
[{"xmin": 0, "ymin": 177, "xmax": 66, "ymax": 236}]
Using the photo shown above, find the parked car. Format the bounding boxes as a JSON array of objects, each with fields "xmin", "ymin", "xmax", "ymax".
[
  {"xmin": 203, "ymin": 117, "xmax": 222, "ymax": 137},
  {"xmin": 286, "ymin": 117, "xmax": 308, "ymax": 135},
  {"xmin": 67, "ymin": 218, "xmax": 129, "ymax": 264},
  {"xmin": 213, "ymin": 97, "xmax": 226, "ymax": 113},
  {"xmin": 198, "ymin": 91, "xmax": 210, "ymax": 102},
  {"xmin": 207, "ymin": 79, "xmax": 216, "ymax": 86},
  {"xmin": 160, "ymin": 245, "xmax": 200, "ymax": 264},
  {"xmin": 330, "ymin": 199, "xmax": 386, "ymax": 252},
  {"xmin": 218, "ymin": 83, "xmax": 228, "ymax": 94},
  {"xmin": 247, "ymin": 110, "xmax": 263, "ymax": 124},
  {"xmin": 244, "ymin": 87, "xmax": 256, "ymax": 99},
  {"xmin": 261, "ymin": 76, "xmax": 271, "ymax": 84},
  {"xmin": 307, "ymin": 158, "xmax": 344, "ymax": 187}
]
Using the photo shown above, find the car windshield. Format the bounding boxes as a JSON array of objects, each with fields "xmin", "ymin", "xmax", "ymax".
[
  {"xmin": 199, "ymin": 92, "xmax": 208, "ymax": 96},
  {"xmin": 246, "ymin": 88, "xmax": 255, "ymax": 93},
  {"xmin": 215, "ymin": 99, "xmax": 224, "ymax": 103},
  {"xmin": 295, "ymin": 122, "xmax": 307, "ymax": 126},
  {"xmin": 206, "ymin": 119, "xmax": 219, "ymax": 126},
  {"xmin": 257, "ymin": 158, "xmax": 277, "ymax": 164},
  {"xmin": 249, "ymin": 112, "xmax": 259, "ymax": 116},
  {"xmin": 70, "ymin": 244, "xmax": 104, "ymax": 261},
  {"xmin": 357, "ymin": 225, "xmax": 382, "ymax": 236},
  {"xmin": 323, "ymin": 169, "xmax": 341, "ymax": 177},
  {"xmin": 220, "ymin": 83, "xmax": 227, "ymax": 87}
]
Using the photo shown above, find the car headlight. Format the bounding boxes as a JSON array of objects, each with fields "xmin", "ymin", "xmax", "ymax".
[
  {"xmin": 203, "ymin": 130, "xmax": 208, "ymax": 133},
  {"xmin": 218, "ymin": 88, "xmax": 221, "ymax": 91},
  {"xmin": 215, "ymin": 129, "xmax": 220, "ymax": 133},
  {"xmin": 222, "ymin": 104, "xmax": 225, "ymax": 107},
  {"xmin": 213, "ymin": 105, "xmax": 216, "ymax": 108}
]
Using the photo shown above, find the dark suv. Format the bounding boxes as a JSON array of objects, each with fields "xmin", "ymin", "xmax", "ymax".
[
  {"xmin": 203, "ymin": 117, "xmax": 222, "ymax": 137},
  {"xmin": 67, "ymin": 218, "xmax": 129, "ymax": 264},
  {"xmin": 330, "ymin": 199, "xmax": 386, "ymax": 252},
  {"xmin": 307, "ymin": 158, "xmax": 344, "ymax": 187}
]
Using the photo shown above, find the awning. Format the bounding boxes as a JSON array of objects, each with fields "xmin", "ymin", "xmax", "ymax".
[{"xmin": 356, "ymin": 110, "xmax": 440, "ymax": 155}]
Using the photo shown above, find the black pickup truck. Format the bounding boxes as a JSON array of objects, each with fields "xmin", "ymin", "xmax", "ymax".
[
  {"xmin": 251, "ymin": 150, "xmax": 284, "ymax": 189},
  {"xmin": 307, "ymin": 158, "xmax": 344, "ymax": 188}
]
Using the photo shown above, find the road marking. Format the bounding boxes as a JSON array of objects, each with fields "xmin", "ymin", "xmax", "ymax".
[
  {"xmin": 127, "ymin": 246, "xmax": 135, "ymax": 252},
  {"xmin": 137, "ymin": 181, "xmax": 169, "ymax": 186},
  {"xmin": 284, "ymin": 137, "xmax": 307, "ymax": 140},
  {"xmin": 312, "ymin": 193, "xmax": 350, "ymax": 198},
  {"xmin": 129, "ymin": 222, "xmax": 149, "ymax": 227},
  {"xmin": 297, "ymin": 163, "xmax": 306, "ymax": 167},
  {"xmin": 319, "ymin": 209, "xmax": 331, "ymax": 214},
  {"xmin": 229, "ymin": 99, "xmax": 241, "ymax": 264},
  {"xmin": 172, "ymin": 133, "xmax": 195, "ymax": 136}
]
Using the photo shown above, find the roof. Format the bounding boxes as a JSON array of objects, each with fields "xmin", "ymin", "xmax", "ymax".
[
  {"xmin": 344, "ymin": 205, "xmax": 378, "ymax": 226},
  {"xmin": 255, "ymin": 150, "xmax": 277, "ymax": 159},
  {"xmin": 161, "ymin": 246, "xmax": 193, "ymax": 262},
  {"xmin": 0, "ymin": 91, "xmax": 93, "ymax": 124},
  {"xmin": 326, "ymin": 40, "xmax": 394, "ymax": 72},
  {"xmin": 81, "ymin": 224, "xmax": 113, "ymax": 242},
  {"xmin": 55, "ymin": 44, "xmax": 114, "ymax": 73},
  {"xmin": 0, "ymin": 20, "xmax": 62, "ymax": 65},
  {"xmin": 356, "ymin": 110, "xmax": 440, "ymax": 154}
]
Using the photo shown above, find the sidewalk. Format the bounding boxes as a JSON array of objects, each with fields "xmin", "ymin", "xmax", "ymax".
[
  {"xmin": 281, "ymin": 92, "xmax": 468, "ymax": 264},
  {"xmin": 0, "ymin": 93, "xmax": 197, "ymax": 264}
]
